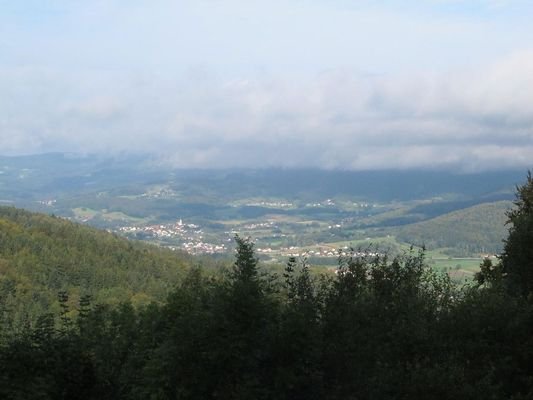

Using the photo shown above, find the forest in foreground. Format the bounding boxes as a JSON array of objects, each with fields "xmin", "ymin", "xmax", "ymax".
[{"xmin": 0, "ymin": 173, "xmax": 532, "ymax": 399}]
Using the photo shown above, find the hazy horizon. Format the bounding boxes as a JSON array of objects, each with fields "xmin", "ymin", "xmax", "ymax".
[{"xmin": 1, "ymin": 1, "xmax": 533, "ymax": 172}]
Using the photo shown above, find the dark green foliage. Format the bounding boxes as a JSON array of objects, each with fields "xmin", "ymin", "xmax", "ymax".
[
  {"xmin": 474, "ymin": 258, "xmax": 504, "ymax": 288},
  {"xmin": 0, "ymin": 206, "xmax": 191, "ymax": 331},
  {"xmin": 275, "ymin": 256, "xmax": 323, "ymax": 400},
  {"xmin": 2, "ymin": 234, "xmax": 531, "ymax": 399},
  {"xmin": 501, "ymin": 171, "xmax": 533, "ymax": 297},
  {"xmin": 395, "ymin": 201, "xmax": 511, "ymax": 255},
  {"xmin": 231, "ymin": 235, "xmax": 259, "ymax": 283},
  {"xmin": 2, "ymin": 171, "xmax": 533, "ymax": 399}
]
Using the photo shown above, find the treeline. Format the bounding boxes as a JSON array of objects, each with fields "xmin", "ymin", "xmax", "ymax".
[
  {"xmin": 1, "ymin": 235, "xmax": 532, "ymax": 399},
  {"xmin": 1, "ymin": 174, "xmax": 533, "ymax": 399}
]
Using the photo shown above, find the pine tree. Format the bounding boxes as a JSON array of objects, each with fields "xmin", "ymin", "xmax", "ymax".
[
  {"xmin": 501, "ymin": 171, "xmax": 533, "ymax": 298},
  {"xmin": 231, "ymin": 234, "xmax": 259, "ymax": 283}
]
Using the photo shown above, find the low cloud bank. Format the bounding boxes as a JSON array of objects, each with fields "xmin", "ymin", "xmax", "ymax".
[{"xmin": 1, "ymin": 51, "xmax": 532, "ymax": 171}]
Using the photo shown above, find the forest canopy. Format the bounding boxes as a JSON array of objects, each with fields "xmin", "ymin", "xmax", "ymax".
[{"xmin": 0, "ymin": 173, "xmax": 533, "ymax": 399}]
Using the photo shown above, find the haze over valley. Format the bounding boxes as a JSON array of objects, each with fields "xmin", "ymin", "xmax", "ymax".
[{"xmin": 0, "ymin": 153, "xmax": 525, "ymax": 278}]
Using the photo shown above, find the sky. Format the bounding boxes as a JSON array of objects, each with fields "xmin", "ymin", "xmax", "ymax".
[{"xmin": 1, "ymin": 0, "xmax": 532, "ymax": 171}]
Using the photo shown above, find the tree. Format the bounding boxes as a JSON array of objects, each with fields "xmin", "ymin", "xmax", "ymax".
[
  {"xmin": 474, "ymin": 258, "xmax": 503, "ymax": 289},
  {"xmin": 276, "ymin": 256, "xmax": 323, "ymax": 400},
  {"xmin": 231, "ymin": 234, "xmax": 259, "ymax": 283},
  {"xmin": 204, "ymin": 235, "xmax": 276, "ymax": 398},
  {"xmin": 500, "ymin": 171, "xmax": 533, "ymax": 298}
]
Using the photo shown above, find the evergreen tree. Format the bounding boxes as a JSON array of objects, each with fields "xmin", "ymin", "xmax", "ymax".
[
  {"xmin": 501, "ymin": 171, "xmax": 533, "ymax": 298},
  {"xmin": 212, "ymin": 235, "xmax": 274, "ymax": 399},
  {"xmin": 231, "ymin": 235, "xmax": 259, "ymax": 283},
  {"xmin": 275, "ymin": 256, "xmax": 323, "ymax": 400}
]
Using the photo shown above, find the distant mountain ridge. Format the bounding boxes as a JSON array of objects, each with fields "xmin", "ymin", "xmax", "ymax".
[{"xmin": 0, "ymin": 153, "xmax": 525, "ymax": 203}]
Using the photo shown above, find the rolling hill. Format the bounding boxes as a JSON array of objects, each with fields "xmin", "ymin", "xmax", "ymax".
[
  {"xmin": 394, "ymin": 201, "xmax": 513, "ymax": 256},
  {"xmin": 0, "ymin": 206, "xmax": 193, "ymax": 332}
]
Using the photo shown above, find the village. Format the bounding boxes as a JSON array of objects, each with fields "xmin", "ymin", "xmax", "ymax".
[
  {"xmin": 115, "ymin": 217, "xmax": 353, "ymax": 259},
  {"xmin": 117, "ymin": 219, "xmax": 227, "ymax": 255}
]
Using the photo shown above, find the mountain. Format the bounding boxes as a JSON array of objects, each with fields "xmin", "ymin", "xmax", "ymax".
[
  {"xmin": 0, "ymin": 153, "xmax": 525, "ymax": 204},
  {"xmin": 0, "ymin": 206, "xmax": 192, "ymax": 331},
  {"xmin": 394, "ymin": 201, "xmax": 512, "ymax": 255}
]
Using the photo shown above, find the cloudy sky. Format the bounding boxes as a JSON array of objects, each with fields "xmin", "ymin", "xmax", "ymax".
[{"xmin": 1, "ymin": 0, "xmax": 532, "ymax": 170}]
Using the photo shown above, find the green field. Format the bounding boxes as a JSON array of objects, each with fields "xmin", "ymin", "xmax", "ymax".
[{"xmin": 430, "ymin": 257, "xmax": 483, "ymax": 279}]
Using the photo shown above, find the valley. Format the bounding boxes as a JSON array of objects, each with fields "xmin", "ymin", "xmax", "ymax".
[{"xmin": 0, "ymin": 154, "xmax": 521, "ymax": 278}]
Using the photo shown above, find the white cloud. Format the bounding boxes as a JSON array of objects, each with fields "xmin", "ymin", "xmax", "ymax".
[
  {"xmin": 3, "ymin": 51, "xmax": 532, "ymax": 171},
  {"xmin": 1, "ymin": 2, "xmax": 532, "ymax": 170}
]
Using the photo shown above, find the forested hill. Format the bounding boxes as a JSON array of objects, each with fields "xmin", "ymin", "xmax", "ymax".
[
  {"xmin": 0, "ymin": 206, "xmax": 192, "ymax": 329},
  {"xmin": 1, "ymin": 172, "xmax": 533, "ymax": 398},
  {"xmin": 394, "ymin": 201, "xmax": 512, "ymax": 255}
]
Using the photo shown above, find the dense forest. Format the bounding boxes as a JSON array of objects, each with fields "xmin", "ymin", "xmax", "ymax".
[
  {"xmin": 0, "ymin": 174, "xmax": 532, "ymax": 399},
  {"xmin": 0, "ymin": 207, "xmax": 193, "ymax": 333},
  {"xmin": 394, "ymin": 201, "xmax": 512, "ymax": 255}
]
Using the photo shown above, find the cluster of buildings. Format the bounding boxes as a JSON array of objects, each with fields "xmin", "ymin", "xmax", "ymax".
[
  {"xmin": 182, "ymin": 242, "xmax": 226, "ymax": 255},
  {"xmin": 139, "ymin": 187, "xmax": 177, "ymax": 199},
  {"xmin": 37, "ymin": 199, "xmax": 56, "ymax": 206},
  {"xmin": 264, "ymin": 246, "xmax": 342, "ymax": 258},
  {"xmin": 272, "ymin": 246, "xmax": 378, "ymax": 259},
  {"xmin": 282, "ymin": 248, "xmax": 339, "ymax": 258},
  {"xmin": 244, "ymin": 201, "xmax": 294, "ymax": 208},
  {"xmin": 305, "ymin": 198, "xmax": 336, "ymax": 207},
  {"xmin": 118, "ymin": 219, "xmax": 228, "ymax": 255},
  {"xmin": 243, "ymin": 221, "xmax": 276, "ymax": 230},
  {"xmin": 118, "ymin": 219, "xmax": 200, "ymax": 240}
]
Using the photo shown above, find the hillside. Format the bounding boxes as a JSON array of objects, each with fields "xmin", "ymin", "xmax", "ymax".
[
  {"xmin": 1, "ymin": 154, "xmax": 526, "ymax": 259},
  {"xmin": 0, "ymin": 206, "xmax": 192, "ymax": 331},
  {"xmin": 394, "ymin": 201, "xmax": 513, "ymax": 255}
]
